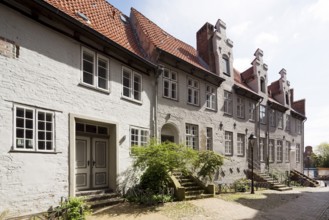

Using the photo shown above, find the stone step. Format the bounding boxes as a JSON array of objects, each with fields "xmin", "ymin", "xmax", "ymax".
[
  {"xmin": 181, "ymin": 182, "xmax": 199, "ymax": 187},
  {"xmin": 185, "ymin": 194, "xmax": 213, "ymax": 200},
  {"xmin": 185, "ymin": 190, "xmax": 205, "ymax": 195},
  {"xmin": 185, "ymin": 185, "xmax": 204, "ymax": 191},
  {"xmin": 87, "ymin": 197, "xmax": 124, "ymax": 209},
  {"xmin": 83, "ymin": 192, "xmax": 120, "ymax": 202},
  {"xmin": 76, "ymin": 189, "xmax": 113, "ymax": 197}
]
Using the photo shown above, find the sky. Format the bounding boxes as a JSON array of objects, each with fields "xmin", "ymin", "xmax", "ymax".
[{"xmin": 109, "ymin": 0, "xmax": 329, "ymax": 148}]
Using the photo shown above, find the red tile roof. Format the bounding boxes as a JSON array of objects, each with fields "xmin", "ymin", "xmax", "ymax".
[
  {"xmin": 44, "ymin": 0, "xmax": 145, "ymax": 58},
  {"xmin": 268, "ymin": 80, "xmax": 281, "ymax": 96},
  {"xmin": 292, "ymin": 99, "xmax": 306, "ymax": 116},
  {"xmin": 234, "ymin": 69, "xmax": 260, "ymax": 97},
  {"xmin": 240, "ymin": 66, "xmax": 254, "ymax": 83},
  {"xmin": 130, "ymin": 8, "xmax": 210, "ymax": 72}
]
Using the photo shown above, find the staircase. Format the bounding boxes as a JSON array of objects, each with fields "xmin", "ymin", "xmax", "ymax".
[
  {"xmin": 76, "ymin": 189, "xmax": 124, "ymax": 210},
  {"xmin": 172, "ymin": 172, "xmax": 213, "ymax": 200},
  {"xmin": 290, "ymin": 169, "xmax": 320, "ymax": 187},
  {"xmin": 255, "ymin": 173, "xmax": 292, "ymax": 191}
]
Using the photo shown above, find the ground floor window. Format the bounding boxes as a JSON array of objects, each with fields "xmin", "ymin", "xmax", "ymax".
[
  {"xmin": 237, "ymin": 133, "xmax": 245, "ymax": 156},
  {"xmin": 130, "ymin": 127, "xmax": 149, "ymax": 147},
  {"xmin": 225, "ymin": 131, "xmax": 233, "ymax": 155},
  {"xmin": 269, "ymin": 139, "xmax": 275, "ymax": 162},
  {"xmin": 186, "ymin": 124, "xmax": 198, "ymax": 150},
  {"xmin": 206, "ymin": 127, "xmax": 213, "ymax": 150},
  {"xmin": 277, "ymin": 140, "xmax": 283, "ymax": 162},
  {"xmin": 296, "ymin": 143, "xmax": 301, "ymax": 163}
]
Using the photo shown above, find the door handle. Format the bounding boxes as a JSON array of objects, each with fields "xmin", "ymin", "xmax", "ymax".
[
  {"xmin": 93, "ymin": 161, "xmax": 96, "ymax": 167},
  {"xmin": 87, "ymin": 161, "xmax": 90, "ymax": 167}
]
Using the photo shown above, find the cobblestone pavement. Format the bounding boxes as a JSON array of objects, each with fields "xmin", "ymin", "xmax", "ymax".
[{"xmin": 89, "ymin": 186, "xmax": 329, "ymax": 220}]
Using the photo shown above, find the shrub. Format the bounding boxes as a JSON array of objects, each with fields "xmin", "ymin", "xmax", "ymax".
[
  {"xmin": 193, "ymin": 150, "xmax": 224, "ymax": 181},
  {"xmin": 234, "ymin": 178, "xmax": 250, "ymax": 192},
  {"xmin": 53, "ymin": 197, "xmax": 91, "ymax": 220}
]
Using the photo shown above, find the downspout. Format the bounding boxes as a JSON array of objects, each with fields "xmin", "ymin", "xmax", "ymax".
[
  {"xmin": 154, "ymin": 65, "xmax": 164, "ymax": 140},
  {"xmin": 302, "ymin": 117, "xmax": 307, "ymax": 172},
  {"xmin": 256, "ymin": 97, "xmax": 264, "ymax": 172}
]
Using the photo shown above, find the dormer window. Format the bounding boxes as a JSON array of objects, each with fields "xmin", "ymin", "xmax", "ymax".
[
  {"xmin": 260, "ymin": 77, "xmax": 265, "ymax": 93},
  {"xmin": 222, "ymin": 55, "xmax": 230, "ymax": 76},
  {"xmin": 285, "ymin": 92, "xmax": 289, "ymax": 105}
]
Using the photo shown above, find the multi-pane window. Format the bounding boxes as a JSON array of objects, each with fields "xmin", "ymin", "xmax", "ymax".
[
  {"xmin": 187, "ymin": 78, "xmax": 199, "ymax": 105},
  {"xmin": 286, "ymin": 115, "xmax": 290, "ymax": 131},
  {"xmin": 260, "ymin": 105, "xmax": 267, "ymax": 124},
  {"xmin": 296, "ymin": 120, "xmax": 302, "ymax": 134},
  {"xmin": 269, "ymin": 109, "xmax": 276, "ymax": 127},
  {"xmin": 285, "ymin": 141, "xmax": 290, "ymax": 162},
  {"xmin": 269, "ymin": 139, "xmax": 275, "ymax": 162},
  {"xmin": 249, "ymin": 101, "xmax": 256, "ymax": 121},
  {"xmin": 237, "ymin": 133, "xmax": 245, "ymax": 156},
  {"xmin": 277, "ymin": 111, "xmax": 283, "ymax": 129},
  {"xmin": 222, "ymin": 56, "xmax": 230, "ymax": 76},
  {"xmin": 130, "ymin": 127, "xmax": 149, "ymax": 147},
  {"xmin": 259, "ymin": 138, "xmax": 266, "ymax": 162},
  {"xmin": 186, "ymin": 124, "xmax": 198, "ymax": 150},
  {"xmin": 224, "ymin": 91, "xmax": 233, "ymax": 115},
  {"xmin": 122, "ymin": 67, "xmax": 142, "ymax": 101},
  {"xmin": 206, "ymin": 85, "xmax": 216, "ymax": 110},
  {"xmin": 277, "ymin": 140, "xmax": 283, "ymax": 162},
  {"xmin": 225, "ymin": 131, "xmax": 233, "ymax": 155},
  {"xmin": 206, "ymin": 127, "xmax": 213, "ymax": 150},
  {"xmin": 236, "ymin": 97, "xmax": 245, "ymax": 118},
  {"xmin": 14, "ymin": 105, "xmax": 55, "ymax": 151},
  {"xmin": 260, "ymin": 77, "xmax": 265, "ymax": 93},
  {"xmin": 296, "ymin": 143, "xmax": 301, "ymax": 163},
  {"xmin": 82, "ymin": 48, "xmax": 109, "ymax": 90},
  {"xmin": 163, "ymin": 68, "xmax": 177, "ymax": 100}
]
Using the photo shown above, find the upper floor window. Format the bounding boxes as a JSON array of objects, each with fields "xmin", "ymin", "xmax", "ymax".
[
  {"xmin": 260, "ymin": 77, "xmax": 265, "ymax": 93},
  {"xmin": 296, "ymin": 120, "xmax": 302, "ymax": 134},
  {"xmin": 206, "ymin": 127, "xmax": 213, "ymax": 151},
  {"xmin": 14, "ymin": 105, "xmax": 55, "ymax": 152},
  {"xmin": 224, "ymin": 91, "xmax": 233, "ymax": 115},
  {"xmin": 122, "ymin": 67, "xmax": 142, "ymax": 102},
  {"xmin": 285, "ymin": 141, "xmax": 290, "ymax": 162},
  {"xmin": 260, "ymin": 105, "xmax": 267, "ymax": 124},
  {"xmin": 187, "ymin": 78, "xmax": 199, "ymax": 106},
  {"xmin": 236, "ymin": 97, "xmax": 245, "ymax": 118},
  {"xmin": 286, "ymin": 115, "xmax": 290, "ymax": 131},
  {"xmin": 237, "ymin": 133, "xmax": 245, "ymax": 156},
  {"xmin": 225, "ymin": 131, "xmax": 233, "ymax": 155},
  {"xmin": 296, "ymin": 143, "xmax": 301, "ymax": 163},
  {"xmin": 277, "ymin": 111, "xmax": 283, "ymax": 129},
  {"xmin": 82, "ymin": 47, "xmax": 109, "ymax": 91},
  {"xmin": 248, "ymin": 101, "xmax": 256, "ymax": 121},
  {"xmin": 259, "ymin": 138, "xmax": 266, "ymax": 162},
  {"xmin": 277, "ymin": 140, "xmax": 283, "ymax": 162},
  {"xmin": 269, "ymin": 109, "xmax": 276, "ymax": 127},
  {"xmin": 269, "ymin": 139, "xmax": 275, "ymax": 162},
  {"xmin": 206, "ymin": 85, "xmax": 216, "ymax": 110},
  {"xmin": 163, "ymin": 68, "xmax": 177, "ymax": 100},
  {"xmin": 222, "ymin": 55, "xmax": 230, "ymax": 76},
  {"xmin": 130, "ymin": 127, "xmax": 149, "ymax": 147},
  {"xmin": 285, "ymin": 92, "xmax": 289, "ymax": 105},
  {"xmin": 186, "ymin": 124, "xmax": 198, "ymax": 150}
]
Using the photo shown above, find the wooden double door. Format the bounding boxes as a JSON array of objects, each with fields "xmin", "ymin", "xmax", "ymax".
[{"xmin": 75, "ymin": 136, "xmax": 108, "ymax": 190}]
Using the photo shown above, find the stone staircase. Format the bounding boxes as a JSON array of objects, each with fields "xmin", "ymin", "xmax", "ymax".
[
  {"xmin": 290, "ymin": 169, "xmax": 320, "ymax": 187},
  {"xmin": 172, "ymin": 172, "xmax": 214, "ymax": 200},
  {"xmin": 255, "ymin": 173, "xmax": 292, "ymax": 191},
  {"xmin": 76, "ymin": 189, "xmax": 124, "ymax": 210}
]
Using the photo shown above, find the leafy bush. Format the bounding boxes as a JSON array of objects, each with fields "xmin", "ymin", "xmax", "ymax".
[
  {"xmin": 234, "ymin": 178, "xmax": 250, "ymax": 192},
  {"xmin": 193, "ymin": 150, "xmax": 224, "ymax": 181},
  {"xmin": 125, "ymin": 186, "xmax": 173, "ymax": 205},
  {"xmin": 53, "ymin": 197, "xmax": 91, "ymax": 220}
]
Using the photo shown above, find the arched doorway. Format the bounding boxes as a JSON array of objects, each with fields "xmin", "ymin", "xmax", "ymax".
[{"xmin": 160, "ymin": 123, "xmax": 179, "ymax": 144}]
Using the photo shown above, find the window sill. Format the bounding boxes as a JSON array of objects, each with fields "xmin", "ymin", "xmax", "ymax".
[
  {"xmin": 187, "ymin": 102, "xmax": 199, "ymax": 107},
  {"xmin": 9, "ymin": 149, "xmax": 61, "ymax": 154},
  {"xmin": 224, "ymin": 113, "xmax": 233, "ymax": 117},
  {"xmin": 162, "ymin": 96, "xmax": 179, "ymax": 102},
  {"xmin": 121, "ymin": 96, "xmax": 142, "ymax": 105},
  {"xmin": 78, "ymin": 83, "xmax": 110, "ymax": 94},
  {"xmin": 205, "ymin": 107, "xmax": 217, "ymax": 112},
  {"xmin": 225, "ymin": 153, "xmax": 233, "ymax": 156},
  {"xmin": 237, "ymin": 116, "xmax": 245, "ymax": 119},
  {"xmin": 237, "ymin": 154, "xmax": 244, "ymax": 157}
]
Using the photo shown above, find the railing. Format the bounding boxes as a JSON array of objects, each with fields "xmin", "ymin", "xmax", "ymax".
[{"xmin": 217, "ymin": 182, "xmax": 271, "ymax": 194}]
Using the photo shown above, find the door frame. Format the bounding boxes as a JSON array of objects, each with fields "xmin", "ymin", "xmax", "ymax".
[{"xmin": 69, "ymin": 114, "xmax": 118, "ymax": 197}]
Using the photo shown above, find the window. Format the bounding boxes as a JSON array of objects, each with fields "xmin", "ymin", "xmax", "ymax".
[
  {"xmin": 187, "ymin": 78, "xmax": 199, "ymax": 105},
  {"xmin": 236, "ymin": 97, "xmax": 245, "ymax": 118},
  {"xmin": 260, "ymin": 105, "xmax": 267, "ymax": 124},
  {"xmin": 285, "ymin": 141, "xmax": 290, "ymax": 162},
  {"xmin": 186, "ymin": 124, "xmax": 198, "ymax": 150},
  {"xmin": 14, "ymin": 105, "xmax": 55, "ymax": 152},
  {"xmin": 277, "ymin": 140, "xmax": 283, "ymax": 162},
  {"xmin": 225, "ymin": 131, "xmax": 233, "ymax": 155},
  {"xmin": 237, "ymin": 133, "xmax": 245, "ymax": 156},
  {"xmin": 122, "ymin": 67, "xmax": 142, "ymax": 102},
  {"xmin": 130, "ymin": 127, "xmax": 149, "ymax": 147},
  {"xmin": 296, "ymin": 143, "xmax": 301, "ymax": 163},
  {"xmin": 296, "ymin": 120, "xmax": 302, "ymax": 134},
  {"xmin": 206, "ymin": 127, "xmax": 213, "ymax": 150},
  {"xmin": 222, "ymin": 55, "xmax": 230, "ymax": 76},
  {"xmin": 269, "ymin": 109, "xmax": 276, "ymax": 127},
  {"xmin": 163, "ymin": 68, "xmax": 177, "ymax": 100},
  {"xmin": 260, "ymin": 77, "xmax": 265, "ymax": 93},
  {"xmin": 76, "ymin": 123, "xmax": 108, "ymax": 135},
  {"xmin": 206, "ymin": 85, "xmax": 216, "ymax": 110},
  {"xmin": 285, "ymin": 92, "xmax": 289, "ymax": 105},
  {"xmin": 277, "ymin": 111, "xmax": 283, "ymax": 129},
  {"xmin": 82, "ymin": 48, "xmax": 109, "ymax": 91},
  {"xmin": 224, "ymin": 91, "xmax": 233, "ymax": 115},
  {"xmin": 248, "ymin": 101, "xmax": 256, "ymax": 121},
  {"xmin": 259, "ymin": 138, "xmax": 266, "ymax": 162},
  {"xmin": 269, "ymin": 139, "xmax": 275, "ymax": 162},
  {"xmin": 286, "ymin": 115, "xmax": 290, "ymax": 131}
]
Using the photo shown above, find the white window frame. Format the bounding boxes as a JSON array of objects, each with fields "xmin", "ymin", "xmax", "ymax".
[
  {"xmin": 224, "ymin": 91, "xmax": 233, "ymax": 115},
  {"xmin": 269, "ymin": 139, "xmax": 275, "ymax": 162},
  {"xmin": 163, "ymin": 68, "xmax": 178, "ymax": 100},
  {"xmin": 260, "ymin": 105, "xmax": 267, "ymax": 124},
  {"xmin": 259, "ymin": 138, "xmax": 265, "ymax": 162},
  {"xmin": 206, "ymin": 127, "xmax": 213, "ymax": 151},
  {"xmin": 187, "ymin": 78, "xmax": 199, "ymax": 106},
  {"xmin": 296, "ymin": 143, "xmax": 301, "ymax": 163},
  {"xmin": 269, "ymin": 109, "xmax": 276, "ymax": 127},
  {"xmin": 296, "ymin": 120, "xmax": 302, "ymax": 134},
  {"xmin": 237, "ymin": 133, "xmax": 245, "ymax": 156},
  {"xmin": 186, "ymin": 124, "xmax": 198, "ymax": 150},
  {"xmin": 14, "ymin": 105, "xmax": 55, "ymax": 152},
  {"xmin": 130, "ymin": 126, "xmax": 149, "ymax": 147},
  {"xmin": 236, "ymin": 96, "xmax": 245, "ymax": 118},
  {"xmin": 285, "ymin": 141, "xmax": 290, "ymax": 162},
  {"xmin": 277, "ymin": 111, "xmax": 283, "ymax": 129},
  {"xmin": 206, "ymin": 85, "xmax": 216, "ymax": 110},
  {"xmin": 286, "ymin": 115, "xmax": 290, "ymax": 131},
  {"xmin": 248, "ymin": 101, "xmax": 256, "ymax": 121},
  {"xmin": 222, "ymin": 55, "xmax": 230, "ymax": 76},
  {"xmin": 122, "ymin": 66, "xmax": 142, "ymax": 102},
  {"xmin": 277, "ymin": 140, "xmax": 283, "ymax": 162},
  {"xmin": 225, "ymin": 131, "xmax": 233, "ymax": 155},
  {"xmin": 81, "ymin": 47, "xmax": 110, "ymax": 92}
]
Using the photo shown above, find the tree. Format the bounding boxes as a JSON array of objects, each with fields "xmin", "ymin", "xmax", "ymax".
[{"xmin": 314, "ymin": 142, "xmax": 329, "ymax": 167}]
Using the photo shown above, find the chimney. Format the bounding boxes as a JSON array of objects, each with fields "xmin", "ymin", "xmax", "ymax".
[{"xmin": 196, "ymin": 23, "xmax": 216, "ymax": 72}]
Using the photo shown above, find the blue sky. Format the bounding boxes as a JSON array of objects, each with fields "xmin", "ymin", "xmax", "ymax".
[{"xmin": 109, "ymin": 0, "xmax": 329, "ymax": 148}]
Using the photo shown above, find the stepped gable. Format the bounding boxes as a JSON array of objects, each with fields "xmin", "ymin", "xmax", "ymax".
[
  {"xmin": 131, "ymin": 8, "xmax": 210, "ymax": 73},
  {"xmin": 44, "ymin": 0, "xmax": 145, "ymax": 58}
]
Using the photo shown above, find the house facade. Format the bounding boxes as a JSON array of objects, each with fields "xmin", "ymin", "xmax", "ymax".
[{"xmin": 0, "ymin": 0, "xmax": 306, "ymax": 217}]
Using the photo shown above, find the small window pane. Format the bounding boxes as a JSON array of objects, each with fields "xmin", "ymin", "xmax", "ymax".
[
  {"xmin": 26, "ymin": 110, "xmax": 33, "ymax": 119},
  {"xmin": 16, "ymin": 129, "xmax": 24, "ymax": 138},
  {"xmin": 38, "ymin": 131, "xmax": 45, "ymax": 140},
  {"xmin": 16, "ymin": 108, "xmax": 24, "ymax": 117},
  {"xmin": 26, "ymin": 130, "xmax": 33, "ymax": 139},
  {"xmin": 38, "ymin": 141, "xmax": 45, "ymax": 150},
  {"xmin": 86, "ymin": 124, "xmax": 97, "ymax": 133},
  {"xmin": 16, "ymin": 118, "xmax": 24, "ymax": 128},
  {"xmin": 38, "ymin": 112, "xmax": 45, "ymax": 121},
  {"xmin": 46, "ymin": 142, "xmax": 52, "ymax": 150},
  {"xmin": 76, "ymin": 123, "xmax": 84, "ymax": 132},
  {"xmin": 98, "ymin": 126, "xmax": 108, "ymax": 135}
]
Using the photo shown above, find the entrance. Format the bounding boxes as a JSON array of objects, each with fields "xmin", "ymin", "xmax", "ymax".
[{"xmin": 75, "ymin": 136, "xmax": 108, "ymax": 190}]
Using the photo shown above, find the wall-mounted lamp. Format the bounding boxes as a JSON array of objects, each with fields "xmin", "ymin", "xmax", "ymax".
[
  {"xmin": 233, "ymin": 122, "xmax": 236, "ymax": 129},
  {"xmin": 219, "ymin": 122, "xmax": 223, "ymax": 130},
  {"xmin": 283, "ymin": 135, "xmax": 285, "ymax": 140},
  {"xmin": 165, "ymin": 113, "xmax": 171, "ymax": 120},
  {"xmin": 245, "ymin": 128, "xmax": 248, "ymax": 134},
  {"xmin": 292, "ymin": 138, "xmax": 295, "ymax": 143}
]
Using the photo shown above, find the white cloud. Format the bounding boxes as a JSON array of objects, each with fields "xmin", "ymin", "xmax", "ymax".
[
  {"xmin": 254, "ymin": 32, "xmax": 279, "ymax": 46},
  {"xmin": 230, "ymin": 21, "xmax": 252, "ymax": 36},
  {"xmin": 308, "ymin": 0, "xmax": 329, "ymax": 22},
  {"xmin": 233, "ymin": 58, "xmax": 251, "ymax": 72}
]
